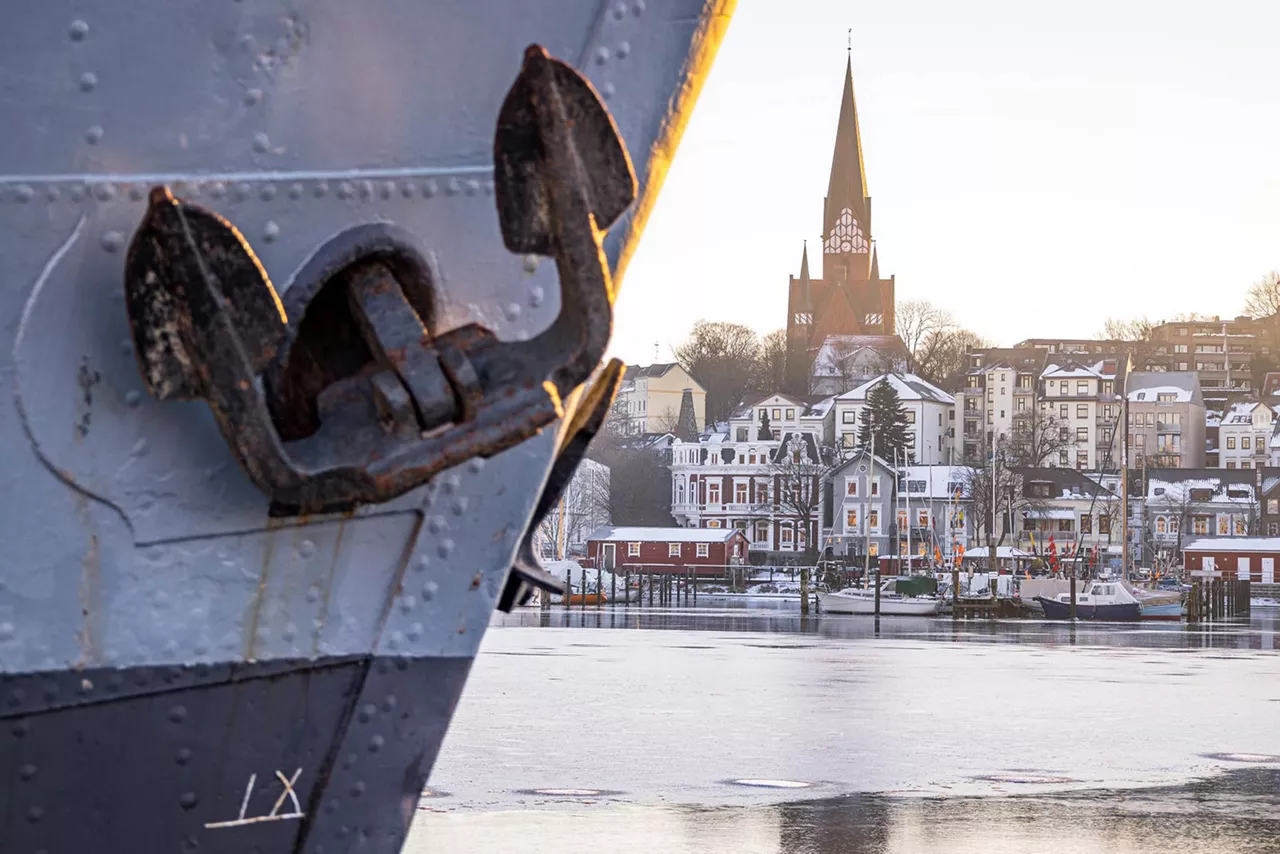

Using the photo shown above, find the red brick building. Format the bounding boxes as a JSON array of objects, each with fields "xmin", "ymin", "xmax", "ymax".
[
  {"xmin": 584, "ymin": 526, "xmax": 750, "ymax": 577},
  {"xmin": 1183, "ymin": 538, "xmax": 1280, "ymax": 583}
]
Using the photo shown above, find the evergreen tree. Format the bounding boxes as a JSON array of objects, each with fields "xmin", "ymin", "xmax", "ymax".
[
  {"xmin": 856, "ymin": 379, "xmax": 911, "ymax": 462},
  {"xmin": 756, "ymin": 409, "xmax": 772, "ymax": 440}
]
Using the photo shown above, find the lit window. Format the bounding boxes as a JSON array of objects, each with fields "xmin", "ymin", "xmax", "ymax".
[
  {"xmin": 846, "ymin": 480, "xmax": 858, "ymax": 496},
  {"xmin": 846, "ymin": 509, "xmax": 858, "ymax": 529}
]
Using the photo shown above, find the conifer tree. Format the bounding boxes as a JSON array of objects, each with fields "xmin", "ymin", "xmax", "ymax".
[
  {"xmin": 756, "ymin": 409, "xmax": 772, "ymax": 440},
  {"xmin": 856, "ymin": 379, "xmax": 911, "ymax": 462}
]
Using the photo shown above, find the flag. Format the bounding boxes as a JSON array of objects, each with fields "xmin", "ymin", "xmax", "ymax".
[{"xmin": 1047, "ymin": 535, "xmax": 1059, "ymax": 575}]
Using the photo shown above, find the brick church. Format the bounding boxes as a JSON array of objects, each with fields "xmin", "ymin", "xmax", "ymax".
[{"xmin": 786, "ymin": 56, "xmax": 897, "ymax": 393}]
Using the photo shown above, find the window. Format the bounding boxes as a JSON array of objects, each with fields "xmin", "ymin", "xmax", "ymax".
[
  {"xmin": 908, "ymin": 480, "xmax": 926, "ymax": 493},
  {"xmin": 1076, "ymin": 404, "xmax": 1088, "ymax": 418},
  {"xmin": 668, "ymin": 542, "xmax": 681, "ymax": 557},
  {"xmin": 846, "ymin": 509, "xmax": 858, "ymax": 529},
  {"xmin": 1058, "ymin": 519, "xmax": 1074, "ymax": 532},
  {"xmin": 1155, "ymin": 516, "xmax": 1167, "ymax": 534},
  {"xmin": 735, "ymin": 482, "xmax": 748, "ymax": 504},
  {"xmin": 842, "ymin": 411, "xmax": 855, "ymax": 424},
  {"xmin": 773, "ymin": 408, "xmax": 781, "ymax": 420},
  {"xmin": 868, "ymin": 509, "xmax": 879, "ymax": 529},
  {"xmin": 1234, "ymin": 516, "xmax": 1247, "ymax": 535},
  {"xmin": 1017, "ymin": 398, "xmax": 1026, "ymax": 411},
  {"xmin": 780, "ymin": 526, "xmax": 794, "ymax": 545},
  {"xmin": 917, "ymin": 509, "xmax": 929, "ymax": 528},
  {"xmin": 868, "ymin": 542, "xmax": 879, "ymax": 557},
  {"xmin": 1059, "ymin": 404, "xmax": 1069, "ymax": 419},
  {"xmin": 708, "ymin": 482, "xmax": 721, "ymax": 504},
  {"xmin": 1174, "ymin": 344, "xmax": 1187, "ymax": 353},
  {"xmin": 1226, "ymin": 462, "xmax": 1236, "ymax": 469},
  {"xmin": 706, "ymin": 519, "xmax": 722, "ymax": 529},
  {"xmin": 628, "ymin": 542, "xmax": 640, "ymax": 557},
  {"xmin": 1135, "ymin": 434, "xmax": 1145, "ymax": 447},
  {"xmin": 755, "ymin": 483, "xmax": 768, "ymax": 504},
  {"xmin": 1080, "ymin": 514, "xmax": 1092, "ymax": 533},
  {"xmin": 1104, "ymin": 405, "xmax": 1113, "ymax": 419},
  {"xmin": 1076, "ymin": 427, "xmax": 1088, "ymax": 442},
  {"xmin": 871, "ymin": 480, "xmax": 880, "ymax": 496},
  {"xmin": 1243, "ymin": 461, "xmax": 1252, "ymax": 469},
  {"xmin": 696, "ymin": 543, "xmax": 709, "ymax": 558},
  {"xmin": 897, "ymin": 509, "xmax": 909, "ymax": 531},
  {"xmin": 1145, "ymin": 412, "xmax": 1154, "ymax": 426},
  {"xmin": 753, "ymin": 520, "xmax": 769, "ymax": 542},
  {"xmin": 1059, "ymin": 450, "xmax": 1069, "ymax": 466},
  {"xmin": 1098, "ymin": 514, "xmax": 1110, "ymax": 534},
  {"xmin": 785, "ymin": 408, "xmax": 795, "ymax": 419},
  {"xmin": 846, "ymin": 480, "xmax": 858, "ymax": 496},
  {"xmin": 793, "ymin": 312, "xmax": 812, "ymax": 324},
  {"xmin": 987, "ymin": 411, "xmax": 993, "ymax": 424},
  {"xmin": 1243, "ymin": 436, "xmax": 1252, "ymax": 450},
  {"xmin": 1269, "ymin": 499, "xmax": 1279, "ymax": 515},
  {"xmin": 1218, "ymin": 516, "xmax": 1230, "ymax": 535},
  {"xmin": 1227, "ymin": 436, "xmax": 1237, "ymax": 449},
  {"xmin": 1077, "ymin": 381, "xmax": 1089, "ymax": 395}
]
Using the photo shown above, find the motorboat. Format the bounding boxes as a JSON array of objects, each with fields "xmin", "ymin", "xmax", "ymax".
[
  {"xmin": 1126, "ymin": 583, "xmax": 1184, "ymax": 621},
  {"xmin": 1036, "ymin": 580, "xmax": 1142, "ymax": 621},
  {"xmin": 820, "ymin": 577, "xmax": 944, "ymax": 616}
]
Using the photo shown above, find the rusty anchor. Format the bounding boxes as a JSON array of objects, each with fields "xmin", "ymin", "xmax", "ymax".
[{"xmin": 122, "ymin": 45, "xmax": 636, "ymax": 520}]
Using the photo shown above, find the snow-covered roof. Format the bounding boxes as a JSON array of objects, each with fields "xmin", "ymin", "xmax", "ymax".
[
  {"xmin": 836, "ymin": 372, "xmax": 954, "ymax": 405},
  {"xmin": 1206, "ymin": 411, "xmax": 1223, "ymax": 427},
  {"xmin": 1147, "ymin": 477, "xmax": 1255, "ymax": 503},
  {"xmin": 1041, "ymin": 358, "xmax": 1119, "ymax": 381},
  {"xmin": 803, "ymin": 395, "xmax": 837, "ymax": 419},
  {"xmin": 1222, "ymin": 401, "xmax": 1261, "ymax": 425},
  {"xmin": 1024, "ymin": 508, "xmax": 1075, "ymax": 520},
  {"xmin": 1128, "ymin": 386, "xmax": 1193, "ymax": 403},
  {"xmin": 586, "ymin": 526, "xmax": 744, "ymax": 543},
  {"xmin": 1183, "ymin": 538, "xmax": 1280, "ymax": 553}
]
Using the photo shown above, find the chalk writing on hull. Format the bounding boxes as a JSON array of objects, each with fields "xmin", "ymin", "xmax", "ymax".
[{"xmin": 204, "ymin": 768, "xmax": 305, "ymax": 829}]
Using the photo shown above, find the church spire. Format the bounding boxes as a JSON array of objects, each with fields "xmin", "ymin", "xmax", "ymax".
[
  {"xmin": 869, "ymin": 244, "xmax": 879, "ymax": 280},
  {"xmin": 824, "ymin": 55, "xmax": 870, "ymax": 244},
  {"xmin": 799, "ymin": 240, "xmax": 810, "ymax": 282}
]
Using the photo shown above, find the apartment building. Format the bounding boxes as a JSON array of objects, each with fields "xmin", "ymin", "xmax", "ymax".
[
  {"xmin": 1124, "ymin": 371, "xmax": 1206, "ymax": 469},
  {"xmin": 1147, "ymin": 316, "xmax": 1276, "ymax": 405},
  {"xmin": 953, "ymin": 348, "xmax": 1047, "ymax": 463},
  {"xmin": 1037, "ymin": 356, "xmax": 1124, "ymax": 471},
  {"xmin": 832, "ymin": 373, "xmax": 954, "ymax": 464},
  {"xmin": 1015, "ymin": 338, "xmax": 1127, "ymax": 357}
]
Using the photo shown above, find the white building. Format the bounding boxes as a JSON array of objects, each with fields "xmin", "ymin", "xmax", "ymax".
[
  {"xmin": 1219, "ymin": 400, "xmax": 1273, "ymax": 470},
  {"xmin": 809, "ymin": 334, "xmax": 910, "ymax": 395},
  {"xmin": 832, "ymin": 373, "xmax": 954, "ymax": 464},
  {"xmin": 1039, "ymin": 356, "xmax": 1123, "ymax": 471},
  {"xmin": 670, "ymin": 394, "xmax": 836, "ymax": 556}
]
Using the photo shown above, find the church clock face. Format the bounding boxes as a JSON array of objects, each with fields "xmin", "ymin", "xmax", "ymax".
[{"xmin": 825, "ymin": 207, "xmax": 869, "ymax": 254}]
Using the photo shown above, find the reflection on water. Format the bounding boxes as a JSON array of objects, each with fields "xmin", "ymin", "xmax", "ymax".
[
  {"xmin": 493, "ymin": 603, "xmax": 1280, "ymax": 651},
  {"xmin": 410, "ymin": 769, "xmax": 1280, "ymax": 853}
]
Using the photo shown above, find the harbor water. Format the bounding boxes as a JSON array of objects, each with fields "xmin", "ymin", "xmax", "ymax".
[{"xmin": 406, "ymin": 604, "xmax": 1280, "ymax": 852}]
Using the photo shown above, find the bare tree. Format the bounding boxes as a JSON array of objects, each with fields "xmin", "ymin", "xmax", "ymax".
[
  {"xmin": 761, "ymin": 435, "xmax": 851, "ymax": 560},
  {"xmin": 1244, "ymin": 271, "xmax": 1280, "ymax": 318},
  {"xmin": 914, "ymin": 328, "xmax": 988, "ymax": 386},
  {"xmin": 1009, "ymin": 409, "xmax": 1080, "ymax": 468},
  {"xmin": 959, "ymin": 436, "xmax": 1037, "ymax": 565},
  {"xmin": 648, "ymin": 406, "xmax": 680, "ymax": 435},
  {"xmin": 537, "ymin": 461, "xmax": 611, "ymax": 559},
  {"xmin": 674, "ymin": 320, "xmax": 762, "ymax": 425},
  {"xmin": 754, "ymin": 329, "xmax": 788, "ymax": 393},
  {"xmin": 1097, "ymin": 316, "xmax": 1159, "ymax": 370},
  {"xmin": 896, "ymin": 299, "xmax": 953, "ymax": 356}
]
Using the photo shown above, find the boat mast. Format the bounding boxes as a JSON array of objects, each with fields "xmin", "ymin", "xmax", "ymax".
[
  {"xmin": 903, "ymin": 450, "xmax": 911, "ymax": 575},
  {"xmin": 864, "ymin": 430, "xmax": 875, "ymax": 585},
  {"xmin": 1120, "ymin": 354, "xmax": 1130, "ymax": 582}
]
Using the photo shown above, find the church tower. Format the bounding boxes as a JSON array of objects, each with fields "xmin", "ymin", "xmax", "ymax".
[{"xmin": 785, "ymin": 55, "xmax": 897, "ymax": 393}]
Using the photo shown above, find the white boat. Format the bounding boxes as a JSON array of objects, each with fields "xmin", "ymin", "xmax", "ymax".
[{"xmin": 820, "ymin": 578, "xmax": 943, "ymax": 616}]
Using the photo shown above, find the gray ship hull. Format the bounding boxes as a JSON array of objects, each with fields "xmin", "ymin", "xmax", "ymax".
[{"xmin": 0, "ymin": 2, "xmax": 732, "ymax": 851}]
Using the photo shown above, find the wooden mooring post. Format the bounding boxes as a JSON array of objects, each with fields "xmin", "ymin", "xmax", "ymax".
[
  {"xmin": 951, "ymin": 567, "xmax": 959, "ymax": 620},
  {"xmin": 1069, "ymin": 574, "xmax": 1077, "ymax": 621},
  {"xmin": 564, "ymin": 569, "xmax": 572, "ymax": 610},
  {"xmin": 580, "ymin": 568, "xmax": 587, "ymax": 612}
]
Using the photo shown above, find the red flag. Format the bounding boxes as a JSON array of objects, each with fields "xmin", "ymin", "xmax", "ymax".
[{"xmin": 1047, "ymin": 535, "xmax": 1060, "ymax": 575}]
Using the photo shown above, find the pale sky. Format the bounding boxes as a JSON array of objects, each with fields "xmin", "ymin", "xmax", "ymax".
[{"xmin": 608, "ymin": 0, "xmax": 1280, "ymax": 366}]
